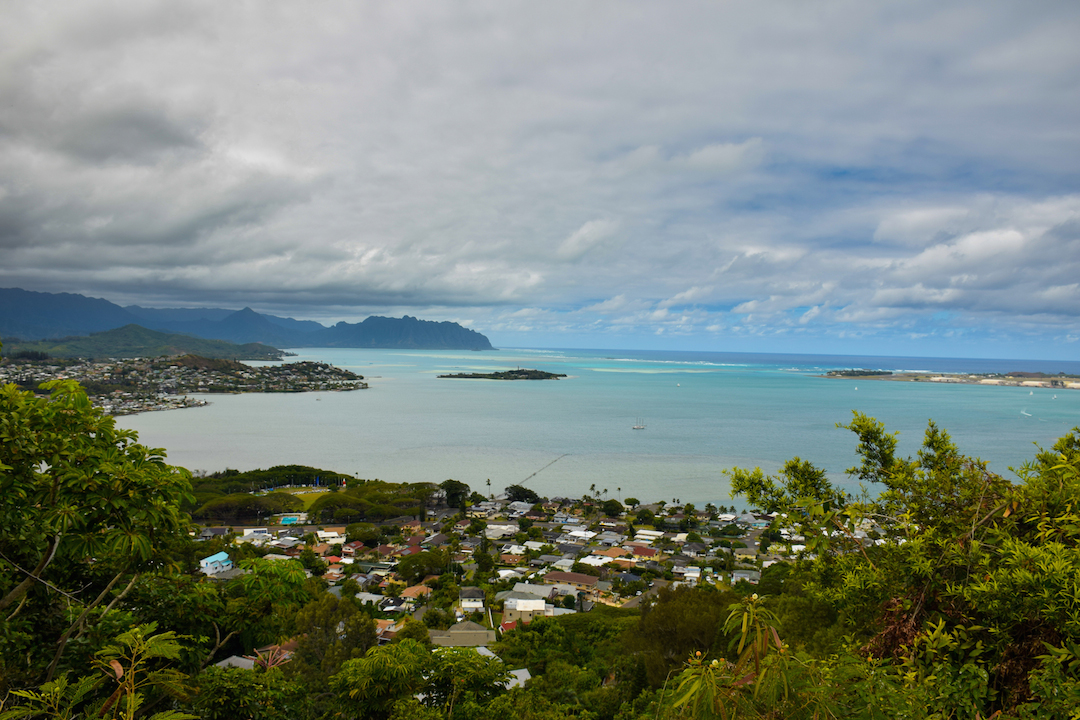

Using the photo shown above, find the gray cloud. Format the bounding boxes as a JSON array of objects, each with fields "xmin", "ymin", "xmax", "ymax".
[{"xmin": 1, "ymin": 1, "xmax": 1078, "ymax": 356}]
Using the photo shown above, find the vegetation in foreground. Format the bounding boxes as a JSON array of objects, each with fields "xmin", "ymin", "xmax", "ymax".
[{"xmin": 1, "ymin": 339, "xmax": 1078, "ymax": 718}]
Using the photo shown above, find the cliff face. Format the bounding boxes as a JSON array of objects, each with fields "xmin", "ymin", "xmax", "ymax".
[{"xmin": 0, "ymin": 288, "xmax": 494, "ymax": 351}]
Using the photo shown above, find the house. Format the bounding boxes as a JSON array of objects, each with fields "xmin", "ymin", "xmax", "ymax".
[
  {"xmin": 342, "ymin": 541, "xmax": 366, "ymax": 557},
  {"xmin": 379, "ymin": 597, "xmax": 410, "ymax": 613},
  {"xmin": 732, "ymin": 570, "xmax": 761, "ymax": 585},
  {"xmin": 429, "ymin": 621, "xmax": 496, "ymax": 647},
  {"xmin": 460, "ymin": 586, "xmax": 486, "ymax": 612},
  {"xmin": 401, "ymin": 585, "xmax": 432, "ymax": 601},
  {"xmin": 506, "ymin": 501, "xmax": 534, "ymax": 516},
  {"xmin": 198, "ymin": 527, "xmax": 230, "ymax": 541},
  {"xmin": 511, "ymin": 583, "xmax": 557, "ymax": 601},
  {"xmin": 543, "ymin": 571, "xmax": 599, "ymax": 596},
  {"xmin": 627, "ymin": 545, "xmax": 660, "ymax": 560},
  {"xmin": 375, "ymin": 618, "xmax": 402, "ymax": 643},
  {"xmin": 200, "ymin": 551, "xmax": 234, "ymax": 575},
  {"xmin": 502, "ymin": 592, "xmax": 550, "ymax": 624}
]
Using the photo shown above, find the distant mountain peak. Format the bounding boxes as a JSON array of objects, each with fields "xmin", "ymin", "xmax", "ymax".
[{"xmin": 1, "ymin": 288, "xmax": 494, "ymax": 350}]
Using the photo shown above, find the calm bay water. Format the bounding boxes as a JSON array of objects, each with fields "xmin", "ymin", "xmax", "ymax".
[{"xmin": 116, "ymin": 348, "xmax": 1080, "ymax": 506}]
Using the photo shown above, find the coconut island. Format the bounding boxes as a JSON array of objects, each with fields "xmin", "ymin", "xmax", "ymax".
[{"xmin": 437, "ymin": 368, "xmax": 567, "ymax": 380}]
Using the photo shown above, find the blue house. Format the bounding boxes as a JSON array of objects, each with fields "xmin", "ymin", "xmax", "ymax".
[{"xmin": 200, "ymin": 551, "xmax": 234, "ymax": 575}]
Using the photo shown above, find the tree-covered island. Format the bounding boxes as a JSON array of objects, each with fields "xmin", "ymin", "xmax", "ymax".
[{"xmin": 437, "ymin": 368, "xmax": 567, "ymax": 380}]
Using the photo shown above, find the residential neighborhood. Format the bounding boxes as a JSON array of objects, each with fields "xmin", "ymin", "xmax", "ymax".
[{"xmin": 193, "ymin": 489, "xmax": 848, "ymax": 673}]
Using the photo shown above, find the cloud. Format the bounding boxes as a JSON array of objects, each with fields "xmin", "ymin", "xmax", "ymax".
[
  {"xmin": 556, "ymin": 219, "xmax": 620, "ymax": 261},
  {"xmin": 677, "ymin": 139, "xmax": 765, "ymax": 173},
  {"xmin": 0, "ymin": 1, "xmax": 1078, "ymax": 357}
]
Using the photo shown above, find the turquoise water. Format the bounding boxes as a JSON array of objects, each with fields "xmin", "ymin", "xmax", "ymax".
[{"xmin": 116, "ymin": 348, "xmax": 1080, "ymax": 506}]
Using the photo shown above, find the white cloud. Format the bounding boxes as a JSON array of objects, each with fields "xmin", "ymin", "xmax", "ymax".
[
  {"xmin": 556, "ymin": 219, "xmax": 620, "ymax": 261},
  {"xmin": 0, "ymin": 1, "xmax": 1078, "ymax": 356},
  {"xmin": 677, "ymin": 139, "xmax": 765, "ymax": 173}
]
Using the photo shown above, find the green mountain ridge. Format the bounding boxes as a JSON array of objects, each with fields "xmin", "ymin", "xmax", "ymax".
[
  {"xmin": 1, "ymin": 324, "xmax": 284, "ymax": 360},
  {"xmin": 1, "ymin": 287, "xmax": 495, "ymax": 350}
]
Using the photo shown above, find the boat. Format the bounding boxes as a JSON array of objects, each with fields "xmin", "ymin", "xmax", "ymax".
[
  {"xmin": 632, "ymin": 418, "xmax": 646, "ymax": 430},
  {"xmin": 1020, "ymin": 409, "xmax": 1032, "ymax": 417}
]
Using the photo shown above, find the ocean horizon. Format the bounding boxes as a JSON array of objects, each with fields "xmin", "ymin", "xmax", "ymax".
[{"xmin": 115, "ymin": 347, "xmax": 1080, "ymax": 506}]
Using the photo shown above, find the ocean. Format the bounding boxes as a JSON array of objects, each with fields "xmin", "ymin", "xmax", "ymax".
[{"xmin": 115, "ymin": 348, "xmax": 1080, "ymax": 506}]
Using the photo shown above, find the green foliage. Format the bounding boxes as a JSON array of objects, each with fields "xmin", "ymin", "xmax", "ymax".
[
  {"xmin": 286, "ymin": 593, "xmax": 377, "ymax": 685},
  {"xmin": 191, "ymin": 491, "xmax": 303, "ymax": 521},
  {"xmin": 423, "ymin": 647, "xmax": 511, "ymax": 716},
  {"xmin": 307, "ymin": 480, "xmax": 434, "ymax": 524},
  {"xmin": 440, "ymin": 479, "xmax": 471, "ymax": 510},
  {"xmin": 725, "ymin": 457, "xmax": 844, "ymax": 514},
  {"xmin": 0, "ymin": 379, "xmax": 193, "ymax": 686},
  {"xmin": 330, "ymin": 640, "xmax": 432, "ymax": 719},
  {"xmin": 1, "ymin": 622, "xmax": 197, "ymax": 720},
  {"xmin": 602, "ymin": 499, "xmax": 624, "ymax": 517},
  {"xmin": 189, "ymin": 666, "xmax": 311, "ymax": 720},
  {"xmin": 396, "ymin": 549, "xmax": 450, "ymax": 585},
  {"xmin": 625, "ymin": 586, "xmax": 740, "ymax": 687},
  {"xmin": 721, "ymin": 416, "xmax": 1080, "ymax": 718},
  {"xmin": 506, "ymin": 484, "xmax": 540, "ymax": 504}
]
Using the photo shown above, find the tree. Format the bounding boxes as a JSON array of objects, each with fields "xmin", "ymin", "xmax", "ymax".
[
  {"xmin": 625, "ymin": 585, "xmax": 739, "ymax": 687},
  {"xmin": 722, "ymin": 416, "xmax": 1080, "ymax": 717},
  {"xmin": 329, "ymin": 640, "xmax": 431, "ymax": 719},
  {"xmin": 286, "ymin": 593, "xmax": 377, "ymax": 685},
  {"xmin": 0, "ymin": 379, "xmax": 193, "ymax": 685},
  {"xmin": 439, "ymin": 479, "xmax": 470, "ymax": 511},
  {"xmin": 725, "ymin": 456, "xmax": 843, "ymax": 514},
  {"xmin": 190, "ymin": 666, "xmax": 311, "ymax": 720},
  {"xmin": 602, "ymin": 499, "xmax": 624, "ymax": 517},
  {"xmin": 625, "ymin": 497, "xmax": 640, "ymax": 509},
  {"xmin": 1, "ymin": 622, "xmax": 199, "ymax": 720},
  {"xmin": 396, "ymin": 549, "xmax": 449, "ymax": 585},
  {"xmin": 505, "ymin": 484, "xmax": 539, "ymax": 504},
  {"xmin": 422, "ymin": 647, "xmax": 510, "ymax": 715},
  {"xmin": 635, "ymin": 508, "xmax": 655, "ymax": 526}
]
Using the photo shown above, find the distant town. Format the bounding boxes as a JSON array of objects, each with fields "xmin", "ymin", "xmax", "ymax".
[
  {"xmin": 0, "ymin": 354, "xmax": 367, "ymax": 415},
  {"xmin": 825, "ymin": 368, "xmax": 1080, "ymax": 389}
]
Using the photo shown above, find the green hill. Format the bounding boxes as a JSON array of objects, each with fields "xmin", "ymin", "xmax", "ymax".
[{"xmin": 1, "ymin": 324, "xmax": 284, "ymax": 360}]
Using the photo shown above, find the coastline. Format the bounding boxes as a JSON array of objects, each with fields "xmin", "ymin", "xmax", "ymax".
[{"xmin": 822, "ymin": 370, "xmax": 1080, "ymax": 390}]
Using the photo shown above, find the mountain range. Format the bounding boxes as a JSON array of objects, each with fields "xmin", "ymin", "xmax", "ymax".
[{"xmin": 0, "ymin": 288, "xmax": 494, "ymax": 351}]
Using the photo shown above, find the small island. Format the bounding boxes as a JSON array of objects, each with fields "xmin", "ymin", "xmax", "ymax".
[
  {"xmin": 825, "ymin": 369, "xmax": 893, "ymax": 377},
  {"xmin": 437, "ymin": 368, "xmax": 567, "ymax": 380}
]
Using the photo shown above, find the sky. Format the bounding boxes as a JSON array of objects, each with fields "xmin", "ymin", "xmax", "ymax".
[{"xmin": 1, "ymin": 1, "xmax": 1079, "ymax": 359}]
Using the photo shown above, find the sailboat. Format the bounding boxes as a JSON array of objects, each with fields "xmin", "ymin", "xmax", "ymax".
[{"xmin": 632, "ymin": 417, "xmax": 646, "ymax": 430}]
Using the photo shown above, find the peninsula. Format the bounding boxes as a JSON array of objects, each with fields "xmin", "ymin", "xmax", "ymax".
[
  {"xmin": 824, "ymin": 369, "xmax": 1080, "ymax": 390},
  {"xmin": 0, "ymin": 354, "xmax": 367, "ymax": 415},
  {"xmin": 437, "ymin": 368, "xmax": 567, "ymax": 380}
]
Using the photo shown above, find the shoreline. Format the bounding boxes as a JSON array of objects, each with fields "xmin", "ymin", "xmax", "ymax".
[{"xmin": 822, "ymin": 370, "xmax": 1080, "ymax": 390}]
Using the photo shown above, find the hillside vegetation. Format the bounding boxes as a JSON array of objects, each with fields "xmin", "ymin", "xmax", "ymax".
[{"xmin": 1, "ymin": 352, "xmax": 1078, "ymax": 718}]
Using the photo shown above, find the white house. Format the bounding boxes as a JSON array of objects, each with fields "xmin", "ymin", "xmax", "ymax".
[
  {"xmin": 502, "ymin": 592, "xmax": 550, "ymax": 624},
  {"xmin": 200, "ymin": 551, "xmax": 234, "ymax": 575},
  {"xmin": 460, "ymin": 586, "xmax": 487, "ymax": 613}
]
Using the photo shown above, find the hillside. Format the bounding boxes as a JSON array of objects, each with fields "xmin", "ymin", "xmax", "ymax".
[{"xmin": 1, "ymin": 324, "xmax": 284, "ymax": 360}]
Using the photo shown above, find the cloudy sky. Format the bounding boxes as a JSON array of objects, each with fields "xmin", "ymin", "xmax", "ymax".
[{"xmin": 2, "ymin": 1, "xmax": 1079, "ymax": 358}]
